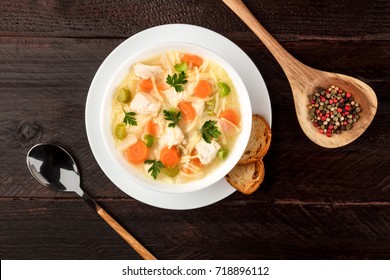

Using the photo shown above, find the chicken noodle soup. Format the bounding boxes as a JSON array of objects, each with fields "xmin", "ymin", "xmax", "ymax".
[{"xmin": 111, "ymin": 50, "xmax": 242, "ymax": 183}]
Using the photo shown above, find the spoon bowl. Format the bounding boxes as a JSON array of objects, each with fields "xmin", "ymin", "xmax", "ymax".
[
  {"xmin": 27, "ymin": 143, "xmax": 156, "ymax": 260},
  {"xmin": 289, "ymin": 66, "xmax": 377, "ymax": 148},
  {"xmin": 223, "ymin": 0, "xmax": 378, "ymax": 148},
  {"xmin": 27, "ymin": 144, "xmax": 81, "ymax": 194}
]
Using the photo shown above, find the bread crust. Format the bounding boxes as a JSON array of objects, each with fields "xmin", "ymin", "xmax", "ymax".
[
  {"xmin": 225, "ymin": 114, "xmax": 271, "ymax": 195},
  {"xmin": 238, "ymin": 114, "xmax": 271, "ymax": 164},
  {"xmin": 225, "ymin": 160, "xmax": 265, "ymax": 195}
]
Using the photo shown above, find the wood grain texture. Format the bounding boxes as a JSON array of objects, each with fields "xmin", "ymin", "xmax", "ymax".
[
  {"xmin": 0, "ymin": 0, "xmax": 388, "ymax": 40},
  {"xmin": 0, "ymin": 0, "xmax": 389, "ymax": 259},
  {"xmin": 1, "ymin": 200, "xmax": 390, "ymax": 259}
]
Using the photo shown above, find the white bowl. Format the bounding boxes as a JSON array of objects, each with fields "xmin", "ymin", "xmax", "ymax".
[{"xmin": 100, "ymin": 42, "xmax": 252, "ymax": 194}]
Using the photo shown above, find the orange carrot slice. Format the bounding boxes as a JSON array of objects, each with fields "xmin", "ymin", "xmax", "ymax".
[
  {"xmin": 138, "ymin": 79, "xmax": 154, "ymax": 92},
  {"xmin": 156, "ymin": 83, "xmax": 166, "ymax": 93},
  {"xmin": 146, "ymin": 120, "xmax": 158, "ymax": 136},
  {"xmin": 190, "ymin": 149, "xmax": 202, "ymax": 167},
  {"xmin": 160, "ymin": 146, "xmax": 180, "ymax": 167},
  {"xmin": 219, "ymin": 119, "xmax": 236, "ymax": 136},
  {"xmin": 178, "ymin": 101, "xmax": 196, "ymax": 122},
  {"xmin": 181, "ymin": 54, "xmax": 203, "ymax": 68},
  {"xmin": 194, "ymin": 80, "xmax": 211, "ymax": 98},
  {"xmin": 219, "ymin": 109, "xmax": 239, "ymax": 126},
  {"xmin": 125, "ymin": 140, "xmax": 149, "ymax": 164}
]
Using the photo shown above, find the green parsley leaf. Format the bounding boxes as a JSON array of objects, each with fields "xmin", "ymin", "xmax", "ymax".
[
  {"xmin": 166, "ymin": 71, "xmax": 188, "ymax": 92},
  {"xmin": 163, "ymin": 110, "xmax": 181, "ymax": 128},
  {"xmin": 201, "ymin": 120, "xmax": 221, "ymax": 143},
  {"xmin": 144, "ymin": 159, "xmax": 164, "ymax": 179},
  {"xmin": 123, "ymin": 110, "xmax": 137, "ymax": 126}
]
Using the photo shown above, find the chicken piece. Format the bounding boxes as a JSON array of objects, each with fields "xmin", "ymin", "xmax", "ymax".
[
  {"xmin": 163, "ymin": 87, "xmax": 184, "ymax": 107},
  {"xmin": 161, "ymin": 126, "xmax": 185, "ymax": 148},
  {"xmin": 133, "ymin": 63, "xmax": 163, "ymax": 79},
  {"xmin": 195, "ymin": 139, "xmax": 221, "ymax": 165},
  {"xmin": 191, "ymin": 99, "xmax": 205, "ymax": 116},
  {"xmin": 129, "ymin": 92, "xmax": 161, "ymax": 116}
]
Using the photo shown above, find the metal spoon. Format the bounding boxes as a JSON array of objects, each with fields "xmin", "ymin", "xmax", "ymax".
[
  {"xmin": 223, "ymin": 0, "xmax": 378, "ymax": 148},
  {"xmin": 26, "ymin": 143, "xmax": 157, "ymax": 260}
]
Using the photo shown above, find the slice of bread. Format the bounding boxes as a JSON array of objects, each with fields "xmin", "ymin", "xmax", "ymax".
[
  {"xmin": 225, "ymin": 160, "xmax": 265, "ymax": 195},
  {"xmin": 238, "ymin": 114, "xmax": 271, "ymax": 164}
]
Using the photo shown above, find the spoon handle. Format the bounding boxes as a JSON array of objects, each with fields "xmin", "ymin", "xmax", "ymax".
[
  {"xmin": 222, "ymin": 0, "xmax": 306, "ymax": 78},
  {"xmin": 82, "ymin": 193, "xmax": 157, "ymax": 260},
  {"xmin": 97, "ymin": 206, "xmax": 157, "ymax": 260}
]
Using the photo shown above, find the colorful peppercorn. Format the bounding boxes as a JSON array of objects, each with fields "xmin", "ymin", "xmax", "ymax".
[{"xmin": 308, "ymin": 86, "xmax": 361, "ymax": 137}]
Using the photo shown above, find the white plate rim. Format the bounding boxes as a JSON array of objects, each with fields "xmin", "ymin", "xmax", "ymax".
[{"xmin": 85, "ymin": 24, "xmax": 272, "ymax": 210}]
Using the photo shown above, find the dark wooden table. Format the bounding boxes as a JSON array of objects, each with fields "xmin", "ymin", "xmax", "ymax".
[{"xmin": 1, "ymin": 0, "xmax": 389, "ymax": 260}]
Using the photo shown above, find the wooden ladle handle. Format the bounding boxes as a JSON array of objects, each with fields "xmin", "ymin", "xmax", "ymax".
[
  {"xmin": 222, "ymin": 0, "xmax": 306, "ymax": 78},
  {"xmin": 97, "ymin": 205, "xmax": 157, "ymax": 260}
]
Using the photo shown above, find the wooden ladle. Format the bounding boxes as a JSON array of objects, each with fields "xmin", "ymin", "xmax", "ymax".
[{"xmin": 223, "ymin": 0, "xmax": 377, "ymax": 148}]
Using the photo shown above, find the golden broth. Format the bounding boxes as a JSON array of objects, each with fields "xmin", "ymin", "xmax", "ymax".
[{"xmin": 111, "ymin": 50, "xmax": 241, "ymax": 183}]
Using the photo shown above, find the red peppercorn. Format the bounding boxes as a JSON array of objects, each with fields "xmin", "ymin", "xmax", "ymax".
[
  {"xmin": 328, "ymin": 125, "xmax": 334, "ymax": 130},
  {"xmin": 321, "ymin": 116, "xmax": 326, "ymax": 121},
  {"xmin": 333, "ymin": 98, "xmax": 338, "ymax": 103},
  {"xmin": 329, "ymin": 99, "xmax": 333, "ymax": 104},
  {"xmin": 340, "ymin": 99, "xmax": 345, "ymax": 103},
  {"xmin": 326, "ymin": 90, "xmax": 330, "ymax": 93},
  {"xmin": 337, "ymin": 108, "xmax": 343, "ymax": 113},
  {"xmin": 316, "ymin": 109, "xmax": 320, "ymax": 114},
  {"xmin": 318, "ymin": 129, "xmax": 324, "ymax": 134},
  {"xmin": 314, "ymin": 122, "xmax": 318, "ymax": 127},
  {"xmin": 326, "ymin": 131, "xmax": 332, "ymax": 137},
  {"xmin": 345, "ymin": 105, "xmax": 351, "ymax": 111},
  {"xmin": 346, "ymin": 92, "xmax": 352, "ymax": 98},
  {"xmin": 320, "ymin": 97, "xmax": 326, "ymax": 102},
  {"xmin": 325, "ymin": 113, "xmax": 330, "ymax": 118},
  {"xmin": 338, "ymin": 89, "xmax": 343, "ymax": 93}
]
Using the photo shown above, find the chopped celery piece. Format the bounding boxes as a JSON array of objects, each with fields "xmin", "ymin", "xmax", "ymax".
[
  {"xmin": 206, "ymin": 109, "xmax": 214, "ymax": 116},
  {"xmin": 206, "ymin": 99, "xmax": 215, "ymax": 107},
  {"xmin": 114, "ymin": 123, "xmax": 127, "ymax": 140},
  {"xmin": 117, "ymin": 88, "xmax": 131, "ymax": 103},
  {"xmin": 218, "ymin": 82, "xmax": 231, "ymax": 97},
  {"xmin": 162, "ymin": 165, "xmax": 179, "ymax": 177},
  {"xmin": 174, "ymin": 62, "xmax": 188, "ymax": 73},
  {"xmin": 217, "ymin": 148, "xmax": 228, "ymax": 160},
  {"xmin": 143, "ymin": 134, "xmax": 155, "ymax": 147}
]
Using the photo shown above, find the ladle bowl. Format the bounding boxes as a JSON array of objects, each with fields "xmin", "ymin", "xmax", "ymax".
[{"xmin": 223, "ymin": 0, "xmax": 377, "ymax": 148}]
